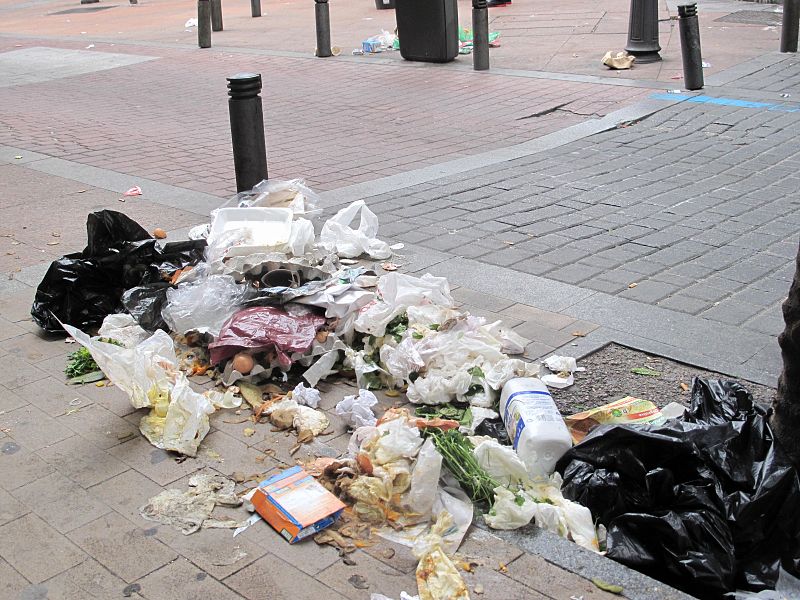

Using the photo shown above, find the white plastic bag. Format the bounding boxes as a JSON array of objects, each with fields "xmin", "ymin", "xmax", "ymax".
[
  {"xmin": 484, "ymin": 487, "xmax": 537, "ymax": 530},
  {"xmin": 287, "ymin": 218, "xmax": 315, "ymax": 256},
  {"xmin": 402, "ymin": 438, "xmax": 443, "ymax": 520},
  {"xmin": 320, "ymin": 200, "xmax": 391, "ymax": 259},
  {"xmin": 355, "ymin": 273, "xmax": 454, "ymax": 337},
  {"xmin": 97, "ymin": 313, "xmax": 150, "ymax": 348},
  {"xmin": 473, "ymin": 439, "xmax": 529, "ymax": 487},
  {"xmin": 335, "ymin": 389, "xmax": 378, "ymax": 428},
  {"xmin": 64, "ymin": 325, "xmax": 218, "ymax": 456},
  {"xmin": 162, "ymin": 272, "xmax": 252, "ymax": 337},
  {"xmin": 63, "ymin": 325, "xmax": 176, "ymax": 409},
  {"xmin": 141, "ymin": 376, "xmax": 215, "ymax": 456}
]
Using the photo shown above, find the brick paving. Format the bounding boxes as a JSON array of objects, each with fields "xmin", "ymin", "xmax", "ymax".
[
  {"xmin": 370, "ymin": 93, "xmax": 800, "ymax": 337},
  {"xmin": 0, "ymin": 38, "xmax": 648, "ymax": 197}
]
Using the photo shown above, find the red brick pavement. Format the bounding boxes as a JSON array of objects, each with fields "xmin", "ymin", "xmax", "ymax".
[{"xmin": 0, "ymin": 38, "xmax": 648, "ymax": 195}]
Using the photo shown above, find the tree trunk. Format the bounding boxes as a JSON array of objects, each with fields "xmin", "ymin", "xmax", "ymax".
[{"xmin": 771, "ymin": 240, "xmax": 800, "ymax": 463}]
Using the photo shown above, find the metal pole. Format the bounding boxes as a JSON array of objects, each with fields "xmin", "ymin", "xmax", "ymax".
[
  {"xmin": 781, "ymin": 0, "xmax": 800, "ymax": 53},
  {"xmin": 678, "ymin": 4, "xmax": 703, "ymax": 90},
  {"xmin": 625, "ymin": 0, "xmax": 661, "ymax": 63},
  {"xmin": 227, "ymin": 73, "xmax": 269, "ymax": 193},
  {"xmin": 198, "ymin": 0, "xmax": 212, "ymax": 48},
  {"xmin": 472, "ymin": 0, "xmax": 490, "ymax": 71},
  {"xmin": 251, "ymin": 0, "xmax": 261, "ymax": 17},
  {"xmin": 211, "ymin": 0, "xmax": 223, "ymax": 31},
  {"xmin": 315, "ymin": 0, "xmax": 332, "ymax": 58}
]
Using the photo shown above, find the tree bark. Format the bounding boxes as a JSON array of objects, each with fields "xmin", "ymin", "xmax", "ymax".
[{"xmin": 772, "ymin": 240, "xmax": 800, "ymax": 463}]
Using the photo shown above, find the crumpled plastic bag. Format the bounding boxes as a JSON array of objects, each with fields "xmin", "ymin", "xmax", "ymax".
[
  {"xmin": 557, "ymin": 378, "xmax": 800, "ymax": 596},
  {"xmin": 539, "ymin": 355, "xmax": 585, "ymax": 389},
  {"xmin": 413, "ymin": 512, "xmax": 470, "ymax": 600},
  {"xmin": 320, "ymin": 200, "xmax": 391, "ymax": 259},
  {"xmin": 484, "ymin": 487, "xmax": 538, "ymax": 530},
  {"xmin": 208, "ymin": 305, "xmax": 326, "ymax": 367},
  {"xmin": 370, "ymin": 594, "xmax": 419, "ymax": 600},
  {"xmin": 335, "ymin": 389, "xmax": 378, "ymax": 428},
  {"xmin": 97, "ymin": 313, "xmax": 150, "ymax": 348},
  {"xmin": 31, "ymin": 210, "xmax": 205, "ymax": 333},
  {"xmin": 62, "ymin": 324, "xmax": 219, "ymax": 456},
  {"xmin": 473, "ymin": 439, "xmax": 529, "ymax": 487},
  {"xmin": 162, "ymin": 270, "xmax": 255, "ymax": 337},
  {"xmin": 63, "ymin": 324, "xmax": 176, "ymax": 409},
  {"xmin": 355, "ymin": 273, "xmax": 454, "ymax": 337},
  {"xmin": 291, "ymin": 382, "xmax": 321, "ymax": 408},
  {"xmin": 262, "ymin": 397, "xmax": 329, "ymax": 442}
]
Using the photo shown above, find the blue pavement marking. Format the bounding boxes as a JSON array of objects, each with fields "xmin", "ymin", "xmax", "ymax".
[{"xmin": 649, "ymin": 93, "xmax": 800, "ymax": 112}]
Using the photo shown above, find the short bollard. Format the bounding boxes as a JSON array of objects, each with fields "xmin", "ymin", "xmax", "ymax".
[
  {"xmin": 781, "ymin": 0, "xmax": 800, "ymax": 52},
  {"xmin": 678, "ymin": 4, "xmax": 703, "ymax": 90},
  {"xmin": 472, "ymin": 0, "xmax": 490, "ymax": 71},
  {"xmin": 227, "ymin": 73, "xmax": 269, "ymax": 192},
  {"xmin": 211, "ymin": 0, "xmax": 223, "ymax": 31},
  {"xmin": 315, "ymin": 0, "xmax": 332, "ymax": 58},
  {"xmin": 625, "ymin": 0, "xmax": 661, "ymax": 63},
  {"xmin": 198, "ymin": 0, "xmax": 212, "ymax": 48},
  {"xmin": 251, "ymin": 0, "xmax": 261, "ymax": 17}
]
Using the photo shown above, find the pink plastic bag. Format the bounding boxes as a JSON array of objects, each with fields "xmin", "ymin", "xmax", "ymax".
[{"xmin": 209, "ymin": 306, "xmax": 326, "ymax": 367}]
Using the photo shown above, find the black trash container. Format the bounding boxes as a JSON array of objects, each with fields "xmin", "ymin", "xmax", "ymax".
[
  {"xmin": 375, "ymin": 0, "xmax": 395, "ymax": 8},
  {"xmin": 395, "ymin": 0, "xmax": 458, "ymax": 62}
]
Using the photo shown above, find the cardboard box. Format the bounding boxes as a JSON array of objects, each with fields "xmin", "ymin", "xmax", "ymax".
[{"xmin": 251, "ymin": 466, "xmax": 346, "ymax": 543}]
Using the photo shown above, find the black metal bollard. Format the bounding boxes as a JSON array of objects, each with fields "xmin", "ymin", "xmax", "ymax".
[
  {"xmin": 227, "ymin": 74, "xmax": 269, "ymax": 193},
  {"xmin": 472, "ymin": 0, "xmax": 490, "ymax": 71},
  {"xmin": 211, "ymin": 0, "xmax": 223, "ymax": 31},
  {"xmin": 315, "ymin": 0, "xmax": 332, "ymax": 58},
  {"xmin": 251, "ymin": 0, "xmax": 261, "ymax": 17},
  {"xmin": 781, "ymin": 0, "xmax": 800, "ymax": 52},
  {"xmin": 198, "ymin": 0, "xmax": 212, "ymax": 48},
  {"xmin": 678, "ymin": 4, "xmax": 703, "ymax": 90},
  {"xmin": 625, "ymin": 0, "xmax": 661, "ymax": 63}
]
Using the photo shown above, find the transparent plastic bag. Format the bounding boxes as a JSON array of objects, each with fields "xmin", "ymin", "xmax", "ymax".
[
  {"xmin": 97, "ymin": 313, "xmax": 150, "ymax": 348},
  {"xmin": 162, "ymin": 270, "xmax": 255, "ymax": 337},
  {"xmin": 227, "ymin": 178, "xmax": 321, "ymax": 217},
  {"xmin": 320, "ymin": 200, "xmax": 391, "ymax": 259}
]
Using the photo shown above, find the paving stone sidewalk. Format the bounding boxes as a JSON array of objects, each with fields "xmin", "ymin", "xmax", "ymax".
[{"xmin": 368, "ymin": 86, "xmax": 800, "ymax": 343}]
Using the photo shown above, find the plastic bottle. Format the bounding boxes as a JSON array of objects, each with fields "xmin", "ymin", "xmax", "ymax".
[{"xmin": 499, "ymin": 377, "xmax": 573, "ymax": 478}]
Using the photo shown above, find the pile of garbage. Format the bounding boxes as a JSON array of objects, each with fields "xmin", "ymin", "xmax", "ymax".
[{"xmin": 31, "ymin": 178, "xmax": 800, "ymax": 599}]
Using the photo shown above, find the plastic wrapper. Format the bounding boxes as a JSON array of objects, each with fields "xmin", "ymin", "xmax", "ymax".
[
  {"xmin": 564, "ymin": 396, "xmax": 665, "ymax": 443},
  {"xmin": 208, "ymin": 305, "xmax": 326, "ymax": 366},
  {"xmin": 335, "ymin": 389, "xmax": 379, "ymax": 428},
  {"xmin": 162, "ymin": 271, "xmax": 255, "ymax": 337},
  {"xmin": 31, "ymin": 210, "xmax": 205, "ymax": 333},
  {"xmin": 557, "ymin": 378, "xmax": 800, "ymax": 597},
  {"xmin": 319, "ymin": 200, "xmax": 391, "ymax": 259}
]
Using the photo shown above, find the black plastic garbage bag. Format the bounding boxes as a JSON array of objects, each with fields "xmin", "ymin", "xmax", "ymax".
[
  {"xmin": 121, "ymin": 283, "xmax": 172, "ymax": 332},
  {"xmin": 557, "ymin": 378, "xmax": 800, "ymax": 599},
  {"xmin": 31, "ymin": 211, "xmax": 205, "ymax": 333}
]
